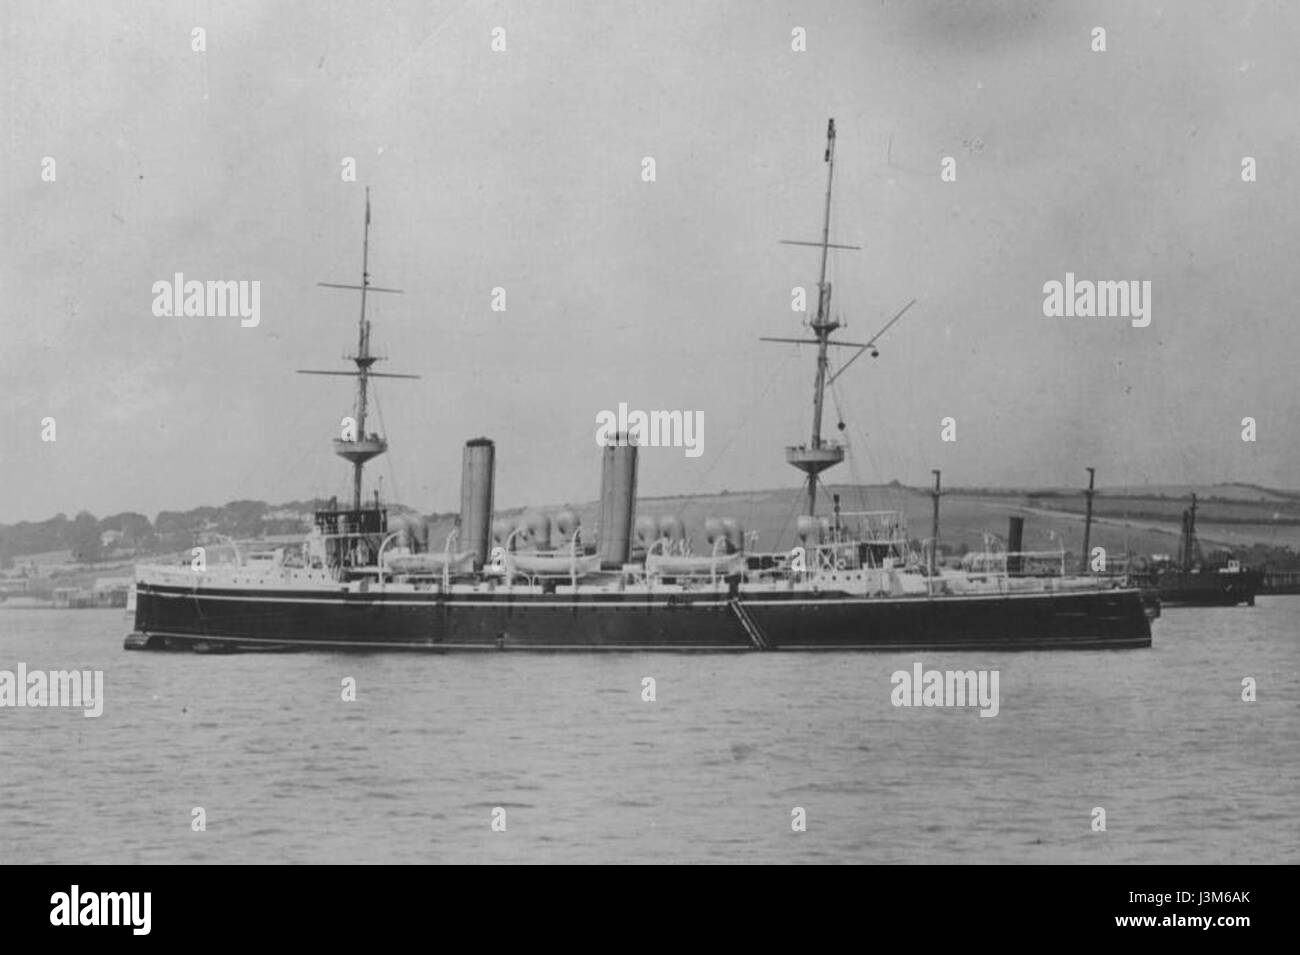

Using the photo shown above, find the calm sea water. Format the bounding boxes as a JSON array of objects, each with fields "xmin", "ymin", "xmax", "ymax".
[{"xmin": 1, "ymin": 600, "xmax": 1296, "ymax": 864}]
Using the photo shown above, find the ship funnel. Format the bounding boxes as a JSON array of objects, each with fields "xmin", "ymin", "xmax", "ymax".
[
  {"xmin": 1007, "ymin": 515, "xmax": 1024, "ymax": 576},
  {"xmin": 459, "ymin": 438, "xmax": 495, "ymax": 569},
  {"xmin": 598, "ymin": 432, "xmax": 638, "ymax": 568}
]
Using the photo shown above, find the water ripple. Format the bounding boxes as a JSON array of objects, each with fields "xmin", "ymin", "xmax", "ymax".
[{"xmin": 1, "ymin": 601, "xmax": 1297, "ymax": 863}]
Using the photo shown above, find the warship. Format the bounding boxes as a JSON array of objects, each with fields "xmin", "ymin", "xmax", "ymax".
[{"xmin": 126, "ymin": 121, "xmax": 1152, "ymax": 652}]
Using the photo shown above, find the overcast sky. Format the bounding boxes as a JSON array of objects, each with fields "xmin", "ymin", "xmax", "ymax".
[{"xmin": 2, "ymin": 0, "xmax": 1297, "ymax": 523}]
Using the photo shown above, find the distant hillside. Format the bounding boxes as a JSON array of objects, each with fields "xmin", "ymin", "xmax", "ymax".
[
  {"xmin": 0, "ymin": 498, "xmax": 434, "ymax": 567},
  {"xmin": 426, "ymin": 481, "xmax": 1300, "ymax": 570},
  {"xmin": 911, "ymin": 482, "xmax": 1300, "ymax": 504},
  {"xmin": 5, "ymin": 482, "xmax": 1299, "ymax": 571}
]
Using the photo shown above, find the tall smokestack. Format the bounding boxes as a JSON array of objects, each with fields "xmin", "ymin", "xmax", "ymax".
[
  {"xmin": 460, "ymin": 438, "xmax": 495, "ymax": 569},
  {"xmin": 1007, "ymin": 516, "xmax": 1024, "ymax": 576},
  {"xmin": 1179, "ymin": 508, "xmax": 1192, "ymax": 571},
  {"xmin": 598, "ymin": 433, "xmax": 638, "ymax": 569},
  {"xmin": 930, "ymin": 469, "xmax": 941, "ymax": 575},
  {"xmin": 1081, "ymin": 467, "xmax": 1096, "ymax": 573}
]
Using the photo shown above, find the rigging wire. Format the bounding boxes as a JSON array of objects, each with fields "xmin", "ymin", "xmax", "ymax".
[
  {"xmin": 370, "ymin": 380, "xmax": 404, "ymax": 511},
  {"xmin": 828, "ymin": 378, "xmax": 874, "ymax": 515},
  {"xmin": 676, "ymin": 347, "xmax": 802, "ymax": 530}
]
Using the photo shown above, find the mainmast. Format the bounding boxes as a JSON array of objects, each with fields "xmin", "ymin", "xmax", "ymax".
[
  {"xmin": 809, "ymin": 117, "xmax": 837, "ymax": 455},
  {"xmin": 299, "ymin": 188, "xmax": 418, "ymax": 511},
  {"xmin": 763, "ymin": 120, "xmax": 855, "ymax": 517},
  {"xmin": 761, "ymin": 120, "xmax": 915, "ymax": 519}
]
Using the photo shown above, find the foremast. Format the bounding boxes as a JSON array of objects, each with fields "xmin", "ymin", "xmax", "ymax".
[{"xmin": 299, "ymin": 189, "xmax": 418, "ymax": 567}]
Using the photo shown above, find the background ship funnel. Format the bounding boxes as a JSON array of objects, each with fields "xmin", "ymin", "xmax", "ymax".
[
  {"xmin": 1007, "ymin": 515, "xmax": 1024, "ymax": 576},
  {"xmin": 598, "ymin": 433, "xmax": 639, "ymax": 569},
  {"xmin": 459, "ymin": 438, "xmax": 495, "ymax": 569}
]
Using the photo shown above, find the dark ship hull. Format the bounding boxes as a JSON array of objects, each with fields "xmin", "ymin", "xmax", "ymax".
[
  {"xmin": 127, "ymin": 582, "xmax": 1152, "ymax": 652},
  {"xmin": 1150, "ymin": 569, "xmax": 1262, "ymax": 607},
  {"xmin": 1146, "ymin": 493, "xmax": 1262, "ymax": 607}
]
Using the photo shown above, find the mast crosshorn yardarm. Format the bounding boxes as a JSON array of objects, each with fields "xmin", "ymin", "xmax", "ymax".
[
  {"xmin": 298, "ymin": 188, "xmax": 420, "ymax": 511},
  {"xmin": 764, "ymin": 119, "xmax": 916, "ymax": 517}
]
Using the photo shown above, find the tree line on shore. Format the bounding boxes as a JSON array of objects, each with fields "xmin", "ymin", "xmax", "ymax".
[{"xmin": 0, "ymin": 500, "xmax": 333, "ymax": 567}]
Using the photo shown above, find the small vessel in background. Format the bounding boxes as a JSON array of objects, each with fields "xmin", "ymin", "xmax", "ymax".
[{"xmin": 1139, "ymin": 494, "xmax": 1262, "ymax": 607}]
